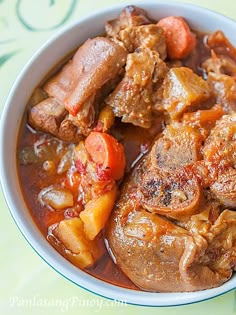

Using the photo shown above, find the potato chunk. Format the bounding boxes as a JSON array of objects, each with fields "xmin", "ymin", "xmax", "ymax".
[
  {"xmin": 163, "ymin": 67, "xmax": 211, "ymax": 119},
  {"xmin": 80, "ymin": 185, "xmax": 117, "ymax": 240},
  {"xmin": 55, "ymin": 217, "xmax": 96, "ymax": 268}
]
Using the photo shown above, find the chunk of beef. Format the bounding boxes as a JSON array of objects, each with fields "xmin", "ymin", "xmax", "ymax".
[
  {"xmin": 30, "ymin": 37, "xmax": 127, "ymax": 141},
  {"xmin": 67, "ymin": 95, "xmax": 96, "ymax": 134},
  {"xmin": 126, "ymin": 121, "xmax": 204, "ymax": 222},
  {"xmin": 203, "ymin": 114, "xmax": 236, "ymax": 168},
  {"xmin": 151, "ymin": 124, "xmax": 204, "ymax": 171},
  {"xmin": 105, "ymin": 5, "xmax": 152, "ymax": 38},
  {"xmin": 137, "ymin": 165, "xmax": 201, "ymax": 221},
  {"xmin": 202, "ymin": 53, "xmax": 236, "ymax": 77},
  {"xmin": 195, "ymin": 210, "xmax": 236, "ymax": 275},
  {"xmin": 44, "ymin": 37, "xmax": 128, "ymax": 117},
  {"xmin": 207, "ymin": 73, "xmax": 236, "ymax": 113},
  {"xmin": 58, "ymin": 116, "xmax": 83, "ymax": 142},
  {"xmin": 203, "ymin": 114, "xmax": 236, "ymax": 206},
  {"xmin": 43, "ymin": 62, "xmax": 73, "ymax": 104},
  {"xmin": 28, "ymin": 87, "xmax": 48, "ymax": 107},
  {"xmin": 28, "ymin": 98, "xmax": 84, "ymax": 142},
  {"xmin": 163, "ymin": 67, "xmax": 212, "ymax": 119},
  {"xmin": 28, "ymin": 98, "xmax": 66, "ymax": 136},
  {"xmin": 106, "ymin": 110, "xmax": 236, "ymax": 291},
  {"xmin": 136, "ymin": 131, "xmax": 203, "ymax": 221},
  {"xmin": 118, "ymin": 24, "xmax": 167, "ymax": 59},
  {"xmin": 210, "ymin": 169, "xmax": 236, "ymax": 208},
  {"xmin": 105, "ymin": 48, "xmax": 168, "ymax": 128},
  {"xmin": 107, "ymin": 203, "xmax": 199, "ymax": 292},
  {"xmin": 207, "ymin": 31, "xmax": 236, "ymax": 61},
  {"xmin": 106, "ymin": 165, "xmax": 236, "ymax": 292},
  {"xmin": 186, "ymin": 191, "xmax": 221, "ymax": 234},
  {"xmin": 201, "ymin": 49, "xmax": 236, "ymax": 113}
]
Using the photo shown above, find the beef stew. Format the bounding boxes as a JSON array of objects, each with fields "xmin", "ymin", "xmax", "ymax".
[{"xmin": 17, "ymin": 5, "xmax": 236, "ymax": 292}]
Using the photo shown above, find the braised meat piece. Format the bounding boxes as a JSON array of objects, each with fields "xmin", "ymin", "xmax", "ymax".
[
  {"xmin": 208, "ymin": 73, "xmax": 236, "ymax": 113},
  {"xmin": 43, "ymin": 61, "xmax": 73, "ymax": 104},
  {"xmin": 106, "ymin": 48, "xmax": 168, "ymax": 128},
  {"xmin": 67, "ymin": 96, "xmax": 96, "ymax": 135},
  {"xmin": 28, "ymin": 97, "xmax": 83, "ymax": 142},
  {"xmin": 58, "ymin": 116, "xmax": 83, "ymax": 142},
  {"xmin": 44, "ymin": 37, "xmax": 127, "ymax": 116},
  {"xmin": 105, "ymin": 5, "xmax": 152, "ymax": 38},
  {"xmin": 133, "ymin": 123, "xmax": 205, "ymax": 221},
  {"xmin": 203, "ymin": 114, "xmax": 236, "ymax": 207},
  {"xmin": 201, "ymin": 50, "xmax": 236, "ymax": 113},
  {"xmin": 107, "ymin": 200, "xmax": 201, "ymax": 292},
  {"xmin": 163, "ymin": 67, "xmax": 212, "ymax": 119},
  {"xmin": 29, "ymin": 37, "xmax": 127, "ymax": 141},
  {"xmin": 210, "ymin": 169, "xmax": 236, "ymax": 208},
  {"xmin": 22, "ymin": 6, "xmax": 236, "ymax": 293},
  {"xmin": 29, "ymin": 98, "xmax": 66, "ymax": 136},
  {"xmin": 151, "ymin": 124, "xmax": 204, "ymax": 171},
  {"xmin": 203, "ymin": 114, "xmax": 236, "ymax": 172},
  {"xmin": 200, "ymin": 210, "xmax": 236, "ymax": 272},
  {"xmin": 207, "ymin": 31, "xmax": 236, "ymax": 61},
  {"xmin": 118, "ymin": 24, "xmax": 167, "ymax": 59},
  {"xmin": 202, "ymin": 53, "xmax": 236, "ymax": 77},
  {"xmin": 106, "ymin": 165, "xmax": 236, "ymax": 292},
  {"xmin": 28, "ymin": 98, "xmax": 83, "ymax": 142},
  {"xmin": 106, "ymin": 114, "xmax": 236, "ymax": 291},
  {"xmin": 29, "ymin": 96, "xmax": 94, "ymax": 141},
  {"xmin": 137, "ymin": 165, "xmax": 201, "ymax": 221},
  {"xmin": 136, "ymin": 125, "xmax": 203, "ymax": 221},
  {"xmin": 106, "ymin": 6, "xmax": 167, "ymax": 60}
]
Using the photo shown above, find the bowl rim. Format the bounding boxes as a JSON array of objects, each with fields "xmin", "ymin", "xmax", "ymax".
[{"xmin": 0, "ymin": 0, "xmax": 236, "ymax": 307}]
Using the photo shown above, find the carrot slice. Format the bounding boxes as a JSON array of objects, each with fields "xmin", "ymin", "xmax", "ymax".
[
  {"xmin": 85, "ymin": 131, "xmax": 126, "ymax": 180},
  {"xmin": 157, "ymin": 16, "xmax": 196, "ymax": 60}
]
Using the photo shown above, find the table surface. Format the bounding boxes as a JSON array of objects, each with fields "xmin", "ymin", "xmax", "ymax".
[{"xmin": 0, "ymin": 0, "xmax": 236, "ymax": 314}]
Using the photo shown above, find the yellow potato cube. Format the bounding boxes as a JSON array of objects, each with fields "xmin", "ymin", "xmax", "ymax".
[
  {"xmin": 56, "ymin": 218, "xmax": 95, "ymax": 268},
  {"xmin": 80, "ymin": 185, "xmax": 117, "ymax": 240}
]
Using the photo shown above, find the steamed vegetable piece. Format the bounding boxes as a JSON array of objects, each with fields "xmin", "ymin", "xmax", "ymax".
[
  {"xmin": 55, "ymin": 217, "xmax": 98, "ymax": 268},
  {"xmin": 157, "ymin": 16, "xmax": 196, "ymax": 59},
  {"xmin": 39, "ymin": 187, "xmax": 74, "ymax": 210},
  {"xmin": 85, "ymin": 131, "xmax": 126, "ymax": 180},
  {"xmin": 80, "ymin": 185, "xmax": 117, "ymax": 240}
]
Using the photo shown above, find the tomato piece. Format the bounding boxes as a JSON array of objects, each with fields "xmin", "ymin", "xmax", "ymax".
[{"xmin": 85, "ymin": 131, "xmax": 126, "ymax": 180}]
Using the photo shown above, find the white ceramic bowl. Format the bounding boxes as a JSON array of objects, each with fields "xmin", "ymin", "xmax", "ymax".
[{"xmin": 0, "ymin": 0, "xmax": 236, "ymax": 307}]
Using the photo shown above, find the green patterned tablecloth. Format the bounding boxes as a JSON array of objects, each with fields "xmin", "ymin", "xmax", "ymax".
[{"xmin": 0, "ymin": 1, "xmax": 236, "ymax": 314}]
